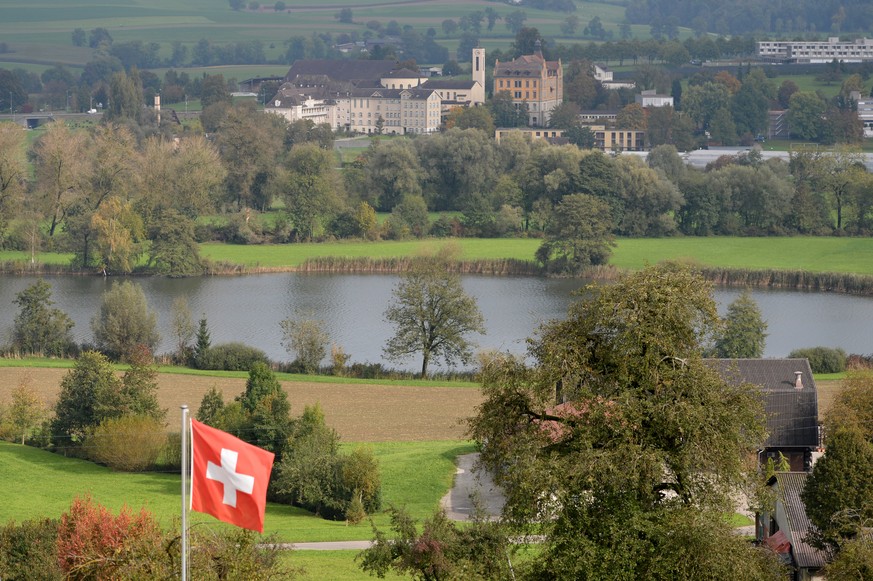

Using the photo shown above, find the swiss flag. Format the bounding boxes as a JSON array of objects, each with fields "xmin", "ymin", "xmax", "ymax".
[{"xmin": 190, "ymin": 419, "xmax": 275, "ymax": 533}]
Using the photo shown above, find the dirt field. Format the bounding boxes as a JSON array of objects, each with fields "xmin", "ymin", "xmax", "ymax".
[{"xmin": 0, "ymin": 368, "xmax": 483, "ymax": 442}]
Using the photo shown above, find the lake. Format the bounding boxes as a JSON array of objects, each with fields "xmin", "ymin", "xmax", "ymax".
[{"xmin": 0, "ymin": 273, "xmax": 871, "ymax": 372}]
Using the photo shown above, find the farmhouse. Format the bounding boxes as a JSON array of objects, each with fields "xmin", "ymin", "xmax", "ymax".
[
  {"xmin": 706, "ymin": 358, "xmax": 821, "ymax": 472},
  {"xmin": 758, "ymin": 472, "xmax": 828, "ymax": 580}
]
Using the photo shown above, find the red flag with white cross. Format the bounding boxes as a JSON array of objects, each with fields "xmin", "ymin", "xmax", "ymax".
[{"xmin": 190, "ymin": 419, "xmax": 275, "ymax": 533}]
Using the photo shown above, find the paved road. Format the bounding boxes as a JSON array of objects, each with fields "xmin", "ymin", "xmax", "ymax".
[{"xmin": 440, "ymin": 453, "xmax": 505, "ymax": 521}]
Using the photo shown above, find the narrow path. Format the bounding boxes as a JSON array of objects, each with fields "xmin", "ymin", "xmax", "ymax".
[{"xmin": 440, "ymin": 452, "xmax": 505, "ymax": 521}]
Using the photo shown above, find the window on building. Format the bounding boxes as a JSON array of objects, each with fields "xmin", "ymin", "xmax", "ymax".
[{"xmin": 515, "ymin": 91, "xmax": 522, "ymax": 98}]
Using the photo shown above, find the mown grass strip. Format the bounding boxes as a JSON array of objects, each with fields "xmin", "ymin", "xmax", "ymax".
[{"xmin": 0, "ymin": 358, "xmax": 478, "ymax": 387}]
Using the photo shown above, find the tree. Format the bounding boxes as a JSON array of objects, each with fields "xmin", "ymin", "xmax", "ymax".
[
  {"xmin": 616, "ymin": 102, "xmax": 647, "ymax": 130},
  {"xmin": 801, "ymin": 424, "xmax": 873, "ymax": 550},
  {"xmin": 712, "ymin": 289, "xmax": 767, "ymax": 358},
  {"xmin": 105, "ymin": 68, "xmax": 144, "ymax": 123},
  {"xmin": 32, "ymin": 121, "xmax": 87, "ymax": 237},
  {"xmin": 8, "ymin": 374, "xmax": 47, "ymax": 444},
  {"xmin": 384, "ymin": 248, "xmax": 485, "ymax": 377},
  {"xmin": 194, "ymin": 317, "xmax": 211, "ymax": 363},
  {"xmin": 52, "ymin": 351, "xmax": 124, "ymax": 449},
  {"xmin": 0, "ymin": 123, "xmax": 26, "ymax": 243},
  {"xmin": 72, "ymin": 28, "xmax": 87, "ymax": 46},
  {"xmin": 469, "ymin": 263, "xmax": 781, "ymax": 579},
  {"xmin": 505, "ymin": 11, "xmax": 528, "ymax": 35},
  {"xmin": 281, "ymin": 143, "xmax": 341, "ymax": 241},
  {"xmin": 170, "ymin": 296, "xmax": 195, "ymax": 363},
  {"xmin": 91, "ymin": 280, "xmax": 160, "ymax": 362},
  {"xmin": 280, "ymin": 317, "xmax": 329, "ymax": 373},
  {"xmin": 489, "ymin": 91, "xmax": 527, "ymax": 128},
  {"xmin": 89, "ymin": 196, "xmax": 144, "ymax": 274},
  {"xmin": 200, "ymin": 74, "xmax": 232, "ymax": 109},
  {"xmin": 387, "ymin": 194, "xmax": 429, "ymax": 239},
  {"xmin": 12, "ymin": 280, "xmax": 75, "ymax": 357},
  {"xmin": 215, "ymin": 104, "xmax": 284, "ymax": 211},
  {"xmin": 147, "ymin": 209, "xmax": 203, "ymax": 276},
  {"xmin": 119, "ymin": 345, "xmax": 164, "ymax": 421},
  {"xmin": 335, "ymin": 7, "xmax": 353, "ymax": 23},
  {"xmin": 361, "ymin": 139, "xmax": 422, "ymax": 212},
  {"xmin": 359, "ymin": 507, "xmax": 512, "ymax": 580},
  {"xmin": 536, "ymin": 193, "xmax": 616, "ymax": 274},
  {"xmin": 788, "ymin": 91, "xmax": 827, "ymax": 141}
]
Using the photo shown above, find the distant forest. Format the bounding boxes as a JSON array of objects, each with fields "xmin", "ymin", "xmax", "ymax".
[{"xmin": 626, "ymin": 0, "xmax": 873, "ymax": 36}]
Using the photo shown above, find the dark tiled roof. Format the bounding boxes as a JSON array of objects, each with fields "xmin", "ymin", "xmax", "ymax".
[
  {"xmin": 706, "ymin": 359, "xmax": 819, "ymax": 449},
  {"xmin": 770, "ymin": 472, "xmax": 828, "ymax": 569},
  {"xmin": 494, "ymin": 54, "xmax": 560, "ymax": 76},
  {"xmin": 285, "ymin": 59, "xmax": 399, "ymax": 84},
  {"xmin": 349, "ymin": 87, "xmax": 437, "ymax": 99},
  {"xmin": 382, "ymin": 68, "xmax": 422, "ymax": 78}
]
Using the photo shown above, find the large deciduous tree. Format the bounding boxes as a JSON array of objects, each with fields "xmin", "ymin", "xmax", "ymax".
[
  {"xmin": 91, "ymin": 280, "xmax": 160, "ymax": 361},
  {"xmin": 0, "ymin": 123, "xmax": 26, "ymax": 242},
  {"xmin": 280, "ymin": 143, "xmax": 341, "ymax": 241},
  {"xmin": 469, "ymin": 262, "xmax": 782, "ymax": 579},
  {"xmin": 384, "ymin": 248, "xmax": 484, "ymax": 377},
  {"xmin": 32, "ymin": 122, "xmax": 87, "ymax": 237},
  {"xmin": 801, "ymin": 424, "xmax": 873, "ymax": 550},
  {"xmin": 536, "ymin": 193, "xmax": 615, "ymax": 273}
]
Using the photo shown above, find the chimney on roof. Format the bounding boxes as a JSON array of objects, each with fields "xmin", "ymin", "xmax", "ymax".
[{"xmin": 794, "ymin": 371, "xmax": 803, "ymax": 389}]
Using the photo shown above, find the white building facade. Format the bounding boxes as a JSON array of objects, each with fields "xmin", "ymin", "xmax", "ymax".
[{"xmin": 758, "ymin": 37, "xmax": 873, "ymax": 63}]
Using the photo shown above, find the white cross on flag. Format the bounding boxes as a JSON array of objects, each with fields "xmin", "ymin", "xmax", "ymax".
[{"xmin": 190, "ymin": 419, "xmax": 275, "ymax": 532}]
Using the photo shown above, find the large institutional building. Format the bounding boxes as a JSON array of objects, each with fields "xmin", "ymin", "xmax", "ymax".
[
  {"xmin": 265, "ymin": 50, "xmax": 486, "ymax": 134},
  {"xmin": 492, "ymin": 40, "xmax": 563, "ymax": 127},
  {"xmin": 758, "ymin": 37, "xmax": 873, "ymax": 63}
]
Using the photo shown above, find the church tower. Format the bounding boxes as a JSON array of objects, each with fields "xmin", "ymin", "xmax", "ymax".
[{"xmin": 472, "ymin": 47, "xmax": 485, "ymax": 89}]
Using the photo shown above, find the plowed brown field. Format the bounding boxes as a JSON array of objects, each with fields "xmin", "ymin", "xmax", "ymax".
[{"xmin": 0, "ymin": 368, "xmax": 483, "ymax": 442}]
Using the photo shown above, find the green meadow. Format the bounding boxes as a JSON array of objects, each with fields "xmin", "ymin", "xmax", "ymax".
[
  {"xmin": 0, "ymin": 439, "xmax": 474, "ymax": 542},
  {"xmin": 0, "ymin": 0, "xmax": 629, "ymax": 69},
  {"xmin": 6, "ymin": 236, "xmax": 873, "ymax": 275}
]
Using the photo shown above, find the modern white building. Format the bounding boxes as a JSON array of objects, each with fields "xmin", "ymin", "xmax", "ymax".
[
  {"xmin": 758, "ymin": 37, "xmax": 873, "ymax": 63},
  {"xmin": 635, "ymin": 89, "xmax": 674, "ymax": 108}
]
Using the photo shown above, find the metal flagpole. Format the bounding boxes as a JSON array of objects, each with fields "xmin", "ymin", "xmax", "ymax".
[{"xmin": 180, "ymin": 405, "xmax": 189, "ymax": 581}]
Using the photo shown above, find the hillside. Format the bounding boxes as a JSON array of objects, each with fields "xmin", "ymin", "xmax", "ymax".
[{"xmin": 0, "ymin": 0, "xmax": 629, "ymax": 71}]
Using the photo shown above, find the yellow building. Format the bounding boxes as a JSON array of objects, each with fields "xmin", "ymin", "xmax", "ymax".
[
  {"xmin": 494, "ymin": 128, "xmax": 564, "ymax": 143},
  {"xmin": 588, "ymin": 125, "xmax": 645, "ymax": 152},
  {"xmin": 493, "ymin": 40, "xmax": 563, "ymax": 127}
]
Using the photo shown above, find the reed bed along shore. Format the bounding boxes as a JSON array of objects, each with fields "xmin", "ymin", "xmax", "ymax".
[{"xmin": 7, "ymin": 257, "xmax": 873, "ymax": 297}]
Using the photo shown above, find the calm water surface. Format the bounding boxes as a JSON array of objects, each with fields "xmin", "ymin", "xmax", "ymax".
[{"xmin": 0, "ymin": 274, "xmax": 871, "ymax": 372}]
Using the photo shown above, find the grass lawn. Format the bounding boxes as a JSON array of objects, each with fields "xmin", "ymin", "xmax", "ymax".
[
  {"xmin": 0, "ymin": 439, "xmax": 474, "ymax": 542},
  {"xmin": 12, "ymin": 236, "xmax": 873, "ymax": 275},
  {"xmin": 199, "ymin": 238, "xmax": 542, "ymax": 268},
  {"xmin": 288, "ymin": 551, "xmax": 405, "ymax": 581}
]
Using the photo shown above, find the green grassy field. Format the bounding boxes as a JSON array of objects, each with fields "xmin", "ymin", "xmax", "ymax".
[
  {"xmin": 8, "ymin": 235, "xmax": 873, "ymax": 275},
  {"xmin": 0, "ymin": 0, "xmax": 628, "ymax": 69},
  {"xmin": 0, "ymin": 439, "xmax": 474, "ymax": 542}
]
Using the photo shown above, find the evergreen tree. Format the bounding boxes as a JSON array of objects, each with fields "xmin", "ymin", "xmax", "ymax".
[
  {"xmin": 12, "ymin": 280, "xmax": 75, "ymax": 357},
  {"xmin": 713, "ymin": 289, "xmax": 767, "ymax": 358}
]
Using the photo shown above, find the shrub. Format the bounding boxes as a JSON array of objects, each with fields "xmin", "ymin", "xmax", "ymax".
[
  {"xmin": 0, "ymin": 518, "xmax": 62, "ymax": 579},
  {"xmin": 195, "ymin": 342, "xmax": 269, "ymax": 371},
  {"xmin": 57, "ymin": 496, "xmax": 167, "ymax": 579},
  {"xmin": 788, "ymin": 347, "xmax": 847, "ymax": 374},
  {"xmin": 87, "ymin": 415, "xmax": 167, "ymax": 471},
  {"xmin": 156, "ymin": 431, "xmax": 182, "ymax": 471}
]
